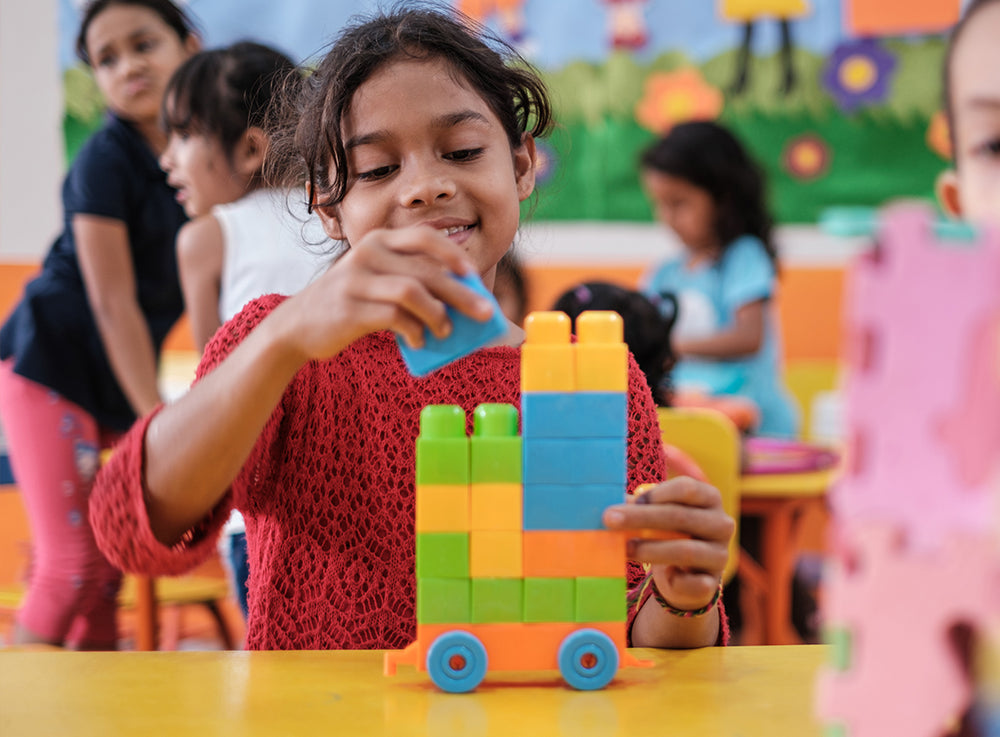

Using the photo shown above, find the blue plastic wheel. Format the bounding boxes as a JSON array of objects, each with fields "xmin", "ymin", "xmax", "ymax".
[
  {"xmin": 425, "ymin": 631, "xmax": 489, "ymax": 693},
  {"xmin": 557, "ymin": 629, "xmax": 619, "ymax": 691}
]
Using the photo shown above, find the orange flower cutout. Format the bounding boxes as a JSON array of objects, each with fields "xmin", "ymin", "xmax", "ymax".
[
  {"xmin": 634, "ymin": 68, "xmax": 723, "ymax": 135},
  {"xmin": 926, "ymin": 110, "xmax": 952, "ymax": 161}
]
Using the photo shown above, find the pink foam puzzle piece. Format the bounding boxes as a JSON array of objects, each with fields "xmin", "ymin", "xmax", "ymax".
[
  {"xmin": 817, "ymin": 521, "xmax": 1000, "ymax": 737},
  {"xmin": 835, "ymin": 203, "xmax": 1000, "ymax": 550}
]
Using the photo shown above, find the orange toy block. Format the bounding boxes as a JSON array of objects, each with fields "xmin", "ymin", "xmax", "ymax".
[
  {"xmin": 575, "ymin": 311, "xmax": 627, "ymax": 392},
  {"xmin": 415, "ymin": 484, "xmax": 470, "ymax": 532},
  {"xmin": 521, "ymin": 312, "xmax": 574, "ymax": 392},
  {"xmin": 470, "ymin": 530, "xmax": 523, "ymax": 578},
  {"xmin": 469, "ymin": 483, "xmax": 522, "ymax": 530},
  {"xmin": 523, "ymin": 530, "xmax": 627, "ymax": 578}
]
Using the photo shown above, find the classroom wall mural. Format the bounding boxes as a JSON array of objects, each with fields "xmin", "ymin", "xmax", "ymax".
[{"xmin": 59, "ymin": 0, "xmax": 964, "ymax": 224}]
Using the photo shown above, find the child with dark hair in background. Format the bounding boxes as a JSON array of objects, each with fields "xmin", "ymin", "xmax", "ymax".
[
  {"xmin": 91, "ymin": 7, "xmax": 733, "ymax": 651},
  {"xmin": 936, "ymin": 0, "xmax": 1000, "ymax": 227},
  {"xmin": 640, "ymin": 121, "xmax": 798, "ymax": 439},
  {"xmin": 158, "ymin": 41, "xmax": 332, "ymax": 623},
  {"xmin": 0, "ymin": 0, "xmax": 199, "ymax": 650}
]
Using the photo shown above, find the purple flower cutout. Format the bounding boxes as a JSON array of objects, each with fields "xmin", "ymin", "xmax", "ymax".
[{"xmin": 822, "ymin": 39, "xmax": 897, "ymax": 113}]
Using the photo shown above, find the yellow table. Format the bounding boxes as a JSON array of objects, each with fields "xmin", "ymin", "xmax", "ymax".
[{"xmin": 0, "ymin": 645, "xmax": 828, "ymax": 736}]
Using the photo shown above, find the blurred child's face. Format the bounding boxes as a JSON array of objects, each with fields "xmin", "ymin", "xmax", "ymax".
[
  {"xmin": 942, "ymin": 2, "xmax": 1000, "ymax": 223},
  {"xmin": 641, "ymin": 170, "xmax": 719, "ymax": 257},
  {"xmin": 160, "ymin": 130, "xmax": 251, "ymax": 217},
  {"xmin": 85, "ymin": 4, "xmax": 197, "ymax": 127},
  {"xmin": 315, "ymin": 57, "xmax": 536, "ymax": 287}
]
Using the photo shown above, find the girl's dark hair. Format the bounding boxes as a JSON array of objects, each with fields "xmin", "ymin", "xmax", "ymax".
[
  {"xmin": 552, "ymin": 282, "xmax": 679, "ymax": 405},
  {"xmin": 76, "ymin": 0, "xmax": 197, "ymax": 65},
  {"xmin": 640, "ymin": 121, "xmax": 778, "ymax": 268},
  {"xmin": 267, "ymin": 5, "xmax": 553, "ymax": 209},
  {"xmin": 942, "ymin": 0, "xmax": 1000, "ymax": 163},
  {"xmin": 162, "ymin": 42, "xmax": 295, "ymax": 164}
]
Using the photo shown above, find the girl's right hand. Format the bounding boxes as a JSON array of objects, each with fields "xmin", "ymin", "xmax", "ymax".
[{"xmin": 274, "ymin": 225, "xmax": 497, "ymax": 362}]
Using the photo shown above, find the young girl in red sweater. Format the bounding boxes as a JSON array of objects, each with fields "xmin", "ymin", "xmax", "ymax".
[{"xmin": 90, "ymin": 7, "xmax": 733, "ymax": 651}]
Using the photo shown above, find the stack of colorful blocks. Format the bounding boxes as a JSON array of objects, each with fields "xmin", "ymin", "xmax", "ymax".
[{"xmin": 386, "ymin": 310, "xmax": 651, "ymax": 691}]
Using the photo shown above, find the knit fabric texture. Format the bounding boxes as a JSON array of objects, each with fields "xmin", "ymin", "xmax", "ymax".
[{"xmin": 91, "ymin": 294, "xmax": 669, "ymax": 650}]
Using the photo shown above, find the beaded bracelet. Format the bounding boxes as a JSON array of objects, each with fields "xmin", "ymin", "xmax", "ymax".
[{"xmin": 647, "ymin": 575, "xmax": 723, "ymax": 618}]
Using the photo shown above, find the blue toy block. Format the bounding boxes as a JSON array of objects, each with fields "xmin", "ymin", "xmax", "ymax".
[
  {"xmin": 397, "ymin": 272, "xmax": 510, "ymax": 377},
  {"xmin": 522, "ymin": 484, "xmax": 625, "ymax": 531},
  {"xmin": 522, "ymin": 438, "xmax": 626, "ymax": 485},
  {"xmin": 520, "ymin": 393, "xmax": 627, "ymax": 439}
]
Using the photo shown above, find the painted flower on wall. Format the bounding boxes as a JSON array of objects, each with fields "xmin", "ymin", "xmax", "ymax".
[
  {"xmin": 822, "ymin": 39, "xmax": 897, "ymax": 113},
  {"xmin": 782, "ymin": 133, "xmax": 831, "ymax": 180},
  {"xmin": 634, "ymin": 68, "xmax": 723, "ymax": 135},
  {"xmin": 926, "ymin": 110, "xmax": 952, "ymax": 161}
]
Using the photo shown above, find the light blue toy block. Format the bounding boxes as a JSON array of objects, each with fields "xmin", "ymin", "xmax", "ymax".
[
  {"xmin": 417, "ymin": 578, "xmax": 471, "ymax": 624},
  {"xmin": 520, "ymin": 392, "xmax": 627, "ymax": 439},
  {"xmin": 522, "ymin": 438, "xmax": 626, "ymax": 485},
  {"xmin": 522, "ymin": 484, "xmax": 625, "ymax": 531},
  {"xmin": 470, "ymin": 403, "xmax": 522, "ymax": 483},
  {"xmin": 416, "ymin": 405, "xmax": 469, "ymax": 485},
  {"xmin": 397, "ymin": 272, "xmax": 509, "ymax": 377}
]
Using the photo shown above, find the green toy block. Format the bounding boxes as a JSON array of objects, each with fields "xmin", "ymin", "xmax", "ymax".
[
  {"xmin": 574, "ymin": 577, "xmax": 626, "ymax": 622},
  {"xmin": 415, "ymin": 532, "xmax": 469, "ymax": 579},
  {"xmin": 470, "ymin": 404, "xmax": 522, "ymax": 483},
  {"xmin": 523, "ymin": 577, "xmax": 575, "ymax": 622},
  {"xmin": 824, "ymin": 626, "xmax": 852, "ymax": 671},
  {"xmin": 416, "ymin": 578, "xmax": 471, "ymax": 624},
  {"xmin": 823, "ymin": 724, "xmax": 847, "ymax": 737},
  {"xmin": 416, "ymin": 405, "xmax": 469, "ymax": 485},
  {"xmin": 471, "ymin": 578, "xmax": 523, "ymax": 623}
]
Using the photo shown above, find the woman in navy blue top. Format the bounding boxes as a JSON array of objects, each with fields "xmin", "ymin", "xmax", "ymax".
[{"xmin": 0, "ymin": 0, "xmax": 198, "ymax": 649}]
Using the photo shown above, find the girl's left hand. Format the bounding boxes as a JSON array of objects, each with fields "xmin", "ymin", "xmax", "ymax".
[{"xmin": 602, "ymin": 477, "xmax": 734, "ymax": 611}]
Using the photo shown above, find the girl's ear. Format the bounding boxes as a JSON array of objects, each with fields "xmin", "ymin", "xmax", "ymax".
[
  {"xmin": 514, "ymin": 134, "xmax": 537, "ymax": 202},
  {"xmin": 936, "ymin": 169, "xmax": 964, "ymax": 218},
  {"xmin": 234, "ymin": 127, "xmax": 268, "ymax": 179},
  {"xmin": 305, "ymin": 182, "xmax": 346, "ymax": 241},
  {"xmin": 184, "ymin": 34, "xmax": 201, "ymax": 56}
]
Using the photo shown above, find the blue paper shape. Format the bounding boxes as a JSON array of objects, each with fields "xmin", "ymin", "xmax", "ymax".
[{"xmin": 397, "ymin": 272, "xmax": 509, "ymax": 377}]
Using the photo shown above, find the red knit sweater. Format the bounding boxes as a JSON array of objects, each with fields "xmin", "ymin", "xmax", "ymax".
[{"xmin": 91, "ymin": 294, "xmax": 672, "ymax": 650}]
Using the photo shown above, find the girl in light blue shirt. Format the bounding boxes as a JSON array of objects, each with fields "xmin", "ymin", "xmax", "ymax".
[{"xmin": 640, "ymin": 122, "xmax": 798, "ymax": 438}]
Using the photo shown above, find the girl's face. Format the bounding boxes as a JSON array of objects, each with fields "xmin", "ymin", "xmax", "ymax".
[
  {"xmin": 642, "ymin": 169, "xmax": 719, "ymax": 258},
  {"xmin": 85, "ymin": 4, "xmax": 197, "ymax": 127},
  {"xmin": 160, "ymin": 129, "xmax": 252, "ymax": 217},
  {"xmin": 316, "ymin": 57, "xmax": 536, "ymax": 287},
  {"xmin": 947, "ymin": 2, "xmax": 1000, "ymax": 223}
]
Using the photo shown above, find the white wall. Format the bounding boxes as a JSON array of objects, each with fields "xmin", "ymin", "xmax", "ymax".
[{"xmin": 0, "ymin": 0, "xmax": 63, "ymax": 261}]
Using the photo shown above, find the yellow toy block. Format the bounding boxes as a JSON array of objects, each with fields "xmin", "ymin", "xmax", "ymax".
[
  {"xmin": 415, "ymin": 484, "xmax": 470, "ymax": 532},
  {"xmin": 521, "ymin": 312, "xmax": 574, "ymax": 392},
  {"xmin": 469, "ymin": 530, "xmax": 523, "ymax": 578},
  {"xmin": 469, "ymin": 482, "xmax": 523, "ymax": 530},
  {"xmin": 575, "ymin": 311, "xmax": 627, "ymax": 392}
]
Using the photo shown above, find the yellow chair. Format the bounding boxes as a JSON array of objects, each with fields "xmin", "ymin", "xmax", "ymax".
[{"xmin": 656, "ymin": 406, "xmax": 742, "ymax": 584}]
